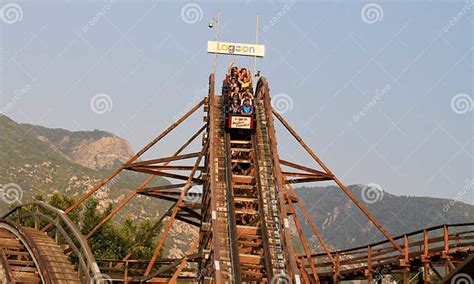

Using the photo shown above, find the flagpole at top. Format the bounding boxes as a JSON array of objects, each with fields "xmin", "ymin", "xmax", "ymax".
[
  {"xmin": 213, "ymin": 11, "xmax": 220, "ymax": 74},
  {"xmin": 254, "ymin": 13, "xmax": 259, "ymax": 78}
]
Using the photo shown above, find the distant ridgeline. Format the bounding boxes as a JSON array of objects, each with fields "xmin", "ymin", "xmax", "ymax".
[{"xmin": 0, "ymin": 115, "xmax": 472, "ymax": 251}]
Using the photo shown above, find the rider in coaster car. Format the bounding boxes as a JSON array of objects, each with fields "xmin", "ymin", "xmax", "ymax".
[
  {"xmin": 227, "ymin": 60, "xmax": 239, "ymax": 80},
  {"xmin": 241, "ymin": 99, "xmax": 254, "ymax": 115},
  {"xmin": 230, "ymin": 86, "xmax": 241, "ymax": 101},
  {"xmin": 241, "ymin": 87, "xmax": 254, "ymax": 102},
  {"xmin": 239, "ymin": 67, "xmax": 252, "ymax": 90},
  {"xmin": 229, "ymin": 99, "xmax": 241, "ymax": 114}
]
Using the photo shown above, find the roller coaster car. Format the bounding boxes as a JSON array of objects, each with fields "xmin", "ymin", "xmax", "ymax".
[{"xmin": 222, "ymin": 80, "xmax": 256, "ymax": 132}]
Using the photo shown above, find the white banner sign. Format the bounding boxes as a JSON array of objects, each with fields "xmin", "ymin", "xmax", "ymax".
[
  {"xmin": 230, "ymin": 116, "xmax": 252, "ymax": 129},
  {"xmin": 207, "ymin": 41, "xmax": 265, "ymax": 58}
]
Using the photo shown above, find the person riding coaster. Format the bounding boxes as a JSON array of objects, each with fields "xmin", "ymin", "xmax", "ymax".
[{"xmin": 240, "ymin": 99, "xmax": 254, "ymax": 115}]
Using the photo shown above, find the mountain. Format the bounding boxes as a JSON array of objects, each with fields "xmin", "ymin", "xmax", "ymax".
[
  {"xmin": 0, "ymin": 115, "xmax": 166, "ymax": 215},
  {"xmin": 295, "ymin": 185, "xmax": 473, "ymax": 251},
  {"xmin": 1, "ymin": 115, "xmax": 471, "ymax": 254},
  {"xmin": 0, "ymin": 115, "xmax": 197, "ymax": 258},
  {"xmin": 21, "ymin": 123, "xmax": 136, "ymax": 170}
]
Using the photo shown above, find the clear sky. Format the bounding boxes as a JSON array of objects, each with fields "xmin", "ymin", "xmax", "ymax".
[{"xmin": 1, "ymin": 0, "xmax": 472, "ymax": 203}]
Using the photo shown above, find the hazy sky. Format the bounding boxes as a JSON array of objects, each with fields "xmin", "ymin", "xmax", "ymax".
[{"xmin": 1, "ymin": 0, "xmax": 472, "ymax": 203}]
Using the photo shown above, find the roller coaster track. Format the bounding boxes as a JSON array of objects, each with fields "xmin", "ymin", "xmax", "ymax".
[
  {"xmin": 1, "ymin": 201, "xmax": 101, "ymax": 283},
  {"xmin": 0, "ymin": 73, "xmax": 472, "ymax": 283}
]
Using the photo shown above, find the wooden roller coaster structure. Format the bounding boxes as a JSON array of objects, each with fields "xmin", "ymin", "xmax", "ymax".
[{"xmin": 0, "ymin": 73, "xmax": 472, "ymax": 283}]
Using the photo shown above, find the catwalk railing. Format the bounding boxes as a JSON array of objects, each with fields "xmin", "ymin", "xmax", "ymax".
[{"xmin": 302, "ymin": 222, "xmax": 474, "ymax": 281}]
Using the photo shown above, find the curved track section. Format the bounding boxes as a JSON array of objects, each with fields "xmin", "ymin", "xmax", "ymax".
[{"xmin": 0, "ymin": 220, "xmax": 80, "ymax": 283}]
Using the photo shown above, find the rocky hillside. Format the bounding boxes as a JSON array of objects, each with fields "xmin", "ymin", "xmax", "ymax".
[
  {"xmin": 0, "ymin": 115, "xmax": 165, "ymax": 216},
  {"xmin": 0, "ymin": 115, "xmax": 198, "ymax": 258},
  {"xmin": 295, "ymin": 185, "xmax": 473, "ymax": 251},
  {"xmin": 1, "ymin": 114, "xmax": 471, "ymax": 254},
  {"xmin": 22, "ymin": 123, "xmax": 136, "ymax": 170}
]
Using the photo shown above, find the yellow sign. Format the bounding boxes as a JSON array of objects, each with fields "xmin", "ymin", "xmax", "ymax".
[{"xmin": 207, "ymin": 41, "xmax": 265, "ymax": 58}]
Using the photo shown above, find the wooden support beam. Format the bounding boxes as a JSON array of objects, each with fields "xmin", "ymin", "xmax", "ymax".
[
  {"xmin": 287, "ymin": 184, "xmax": 336, "ymax": 267},
  {"xmin": 143, "ymin": 141, "xmax": 208, "ymax": 276},
  {"xmin": 138, "ymin": 183, "xmax": 196, "ymax": 193},
  {"xmin": 139, "ymin": 165, "xmax": 205, "ymax": 171},
  {"xmin": 283, "ymin": 183, "xmax": 320, "ymax": 283},
  {"xmin": 121, "ymin": 204, "xmax": 176, "ymax": 263},
  {"xmin": 280, "ymin": 159, "xmax": 333, "ymax": 177},
  {"xmin": 273, "ymin": 109, "xmax": 403, "ymax": 254},
  {"xmin": 84, "ymin": 124, "xmax": 207, "ymax": 239},
  {"xmin": 128, "ymin": 167, "xmax": 204, "ymax": 184},
  {"xmin": 127, "ymin": 152, "xmax": 201, "ymax": 167},
  {"xmin": 59, "ymin": 97, "xmax": 205, "ymax": 218},
  {"xmin": 285, "ymin": 177, "xmax": 333, "ymax": 184},
  {"xmin": 169, "ymin": 239, "xmax": 199, "ymax": 283},
  {"xmin": 423, "ymin": 229, "xmax": 430, "ymax": 283}
]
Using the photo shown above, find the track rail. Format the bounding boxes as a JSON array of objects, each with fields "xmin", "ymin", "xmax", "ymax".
[
  {"xmin": 303, "ymin": 223, "xmax": 474, "ymax": 281},
  {"xmin": 2, "ymin": 201, "xmax": 101, "ymax": 283},
  {"xmin": 0, "ymin": 219, "xmax": 81, "ymax": 283}
]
